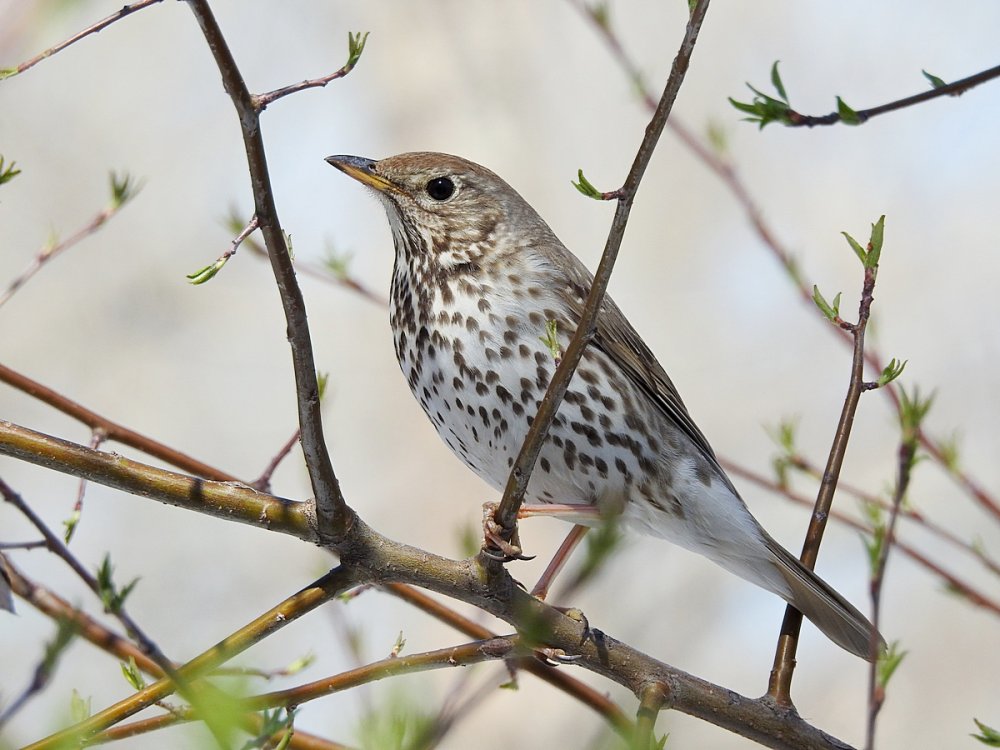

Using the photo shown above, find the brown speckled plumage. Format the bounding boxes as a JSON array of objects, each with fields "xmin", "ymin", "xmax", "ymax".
[{"xmin": 327, "ymin": 151, "xmax": 883, "ymax": 660}]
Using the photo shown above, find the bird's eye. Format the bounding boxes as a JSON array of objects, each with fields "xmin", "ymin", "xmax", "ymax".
[{"xmin": 426, "ymin": 177, "xmax": 455, "ymax": 201}]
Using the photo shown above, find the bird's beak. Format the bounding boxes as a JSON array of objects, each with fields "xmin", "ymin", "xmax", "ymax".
[{"xmin": 325, "ymin": 155, "xmax": 395, "ymax": 193}]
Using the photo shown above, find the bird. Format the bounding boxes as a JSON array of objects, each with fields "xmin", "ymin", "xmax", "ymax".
[{"xmin": 326, "ymin": 151, "xmax": 883, "ymax": 661}]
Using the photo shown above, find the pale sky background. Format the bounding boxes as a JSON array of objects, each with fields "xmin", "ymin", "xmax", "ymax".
[{"xmin": 1, "ymin": 1, "xmax": 999, "ymax": 748}]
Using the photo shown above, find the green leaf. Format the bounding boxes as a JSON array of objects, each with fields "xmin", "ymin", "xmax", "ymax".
[
  {"xmin": 0, "ymin": 155, "xmax": 22, "ymax": 185},
  {"xmin": 346, "ymin": 32, "xmax": 370, "ymax": 68},
  {"xmin": 922, "ymin": 69, "xmax": 947, "ymax": 89},
  {"xmin": 898, "ymin": 385, "xmax": 934, "ymax": 442},
  {"xmin": 43, "ymin": 617, "xmax": 79, "ymax": 674},
  {"xmin": 572, "ymin": 169, "xmax": 602, "ymax": 199},
  {"xmin": 70, "ymin": 689, "xmax": 92, "ymax": 723},
  {"xmin": 317, "ymin": 371, "xmax": 330, "ymax": 400},
  {"xmin": 973, "ymin": 718, "xmax": 1000, "ymax": 746},
  {"xmin": 95, "ymin": 554, "xmax": 140, "ymax": 614},
  {"xmin": 876, "ymin": 357, "xmax": 907, "ymax": 387},
  {"xmin": 705, "ymin": 120, "xmax": 728, "ymax": 155},
  {"xmin": 867, "ymin": 215, "xmax": 886, "ymax": 268},
  {"xmin": 120, "ymin": 656, "xmax": 146, "ymax": 690},
  {"xmin": 243, "ymin": 708, "xmax": 295, "ymax": 750},
  {"xmin": 876, "ymin": 640, "xmax": 907, "ymax": 688},
  {"xmin": 323, "ymin": 246, "xmax": 354, "ymax": 279},
  {"xmin": 836, "ymin": 96, "xmax": 862, "ymax": 125},
  {"xmin": 62, "ymin": 507, "xmax": 81, "ymax": 543},
  {"xmin": 186, "ymin": 258, "xmax": 227, "ymax": 284},
  {"xmin": 109, "ymin": 171, "xmax": 142, "ymax": 208},
  {"xmin": 539, "ymin": 319, "xmax": 562, "ymax": 360},
  {"xmin": 770, "ymin": 60, "xmax": 789, "ymax": 104},
  {"xmin": 728, "ymin": 84, "xmax": 792, "ymax": 129},
  {"xmin": 282, "ymin": 652, "xmax": 315, "ymax": 676},
  {"xmin": 811, "ymin": 285, "xmax": 840, "ymax": 322},
  {"xmin": 590, "ymin": 2, "xmax": 611, "ymax": 30},
  {"xmin": 842, "ymin": 230, "xmax": 867, "ymax": 265},
  {"xmin": 390, "ymin": 631, "xmax": 406, "ymax": 658}
]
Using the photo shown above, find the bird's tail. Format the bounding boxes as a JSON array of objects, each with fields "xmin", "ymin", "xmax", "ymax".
[{"xmin": 764, "ymin": 536, "xmax": 885, "ymax": 661}]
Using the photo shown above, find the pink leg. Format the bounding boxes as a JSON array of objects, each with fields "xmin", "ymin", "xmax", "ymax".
[{"xmin": 530, "ymin": 523, "xmax": 590, "ymax": 600}]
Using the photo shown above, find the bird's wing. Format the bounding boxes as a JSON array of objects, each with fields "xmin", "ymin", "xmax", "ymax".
[{"xmin": 557, "ymin": 256, "xmax": 724, "ymax": 470}]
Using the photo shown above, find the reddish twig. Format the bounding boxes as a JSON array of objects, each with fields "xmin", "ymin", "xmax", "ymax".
[
  {"xmin": 570, "ymin": 0, "xmax": 1000, "ymax": 525},
  {"xmin": 0, "ymin": 0, "xmax": 165, "ymax": 79},
  {"xmin": 723, "ymin": 461, "xmax": 1000, "ymax": 616},
  {"xmin": 0, "ymin": 363, "xmax": 238, "ymax": 482},
  {"xmin": 0, "ymin": 175, "xmax": 140, "ymax": 308}
]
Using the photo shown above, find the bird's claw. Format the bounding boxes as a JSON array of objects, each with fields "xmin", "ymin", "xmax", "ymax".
[
  {"xmin": 481, "ymin": 502, "xmax": 535, "ymax": 562},
  {"xmin": 535, "ymin": 647, "xmax": 583, "ymax": 666}
]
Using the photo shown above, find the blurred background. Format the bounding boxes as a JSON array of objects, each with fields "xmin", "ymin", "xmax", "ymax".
[{"xmin": 1, "ymin": 1, "xmax": 998, "ymax": 747}]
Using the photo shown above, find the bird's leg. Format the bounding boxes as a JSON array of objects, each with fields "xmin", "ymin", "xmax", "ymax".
[
  {"xmin": 530, "ymin": 523, "xmax": 590, "ymax": 600},
  {"xmin": 480, "ymin": 502, "xmax": 534, "ymax": 561}
]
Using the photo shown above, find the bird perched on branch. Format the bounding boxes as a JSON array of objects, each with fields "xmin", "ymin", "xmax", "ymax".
[{"xmin": 327, "ymin": 151, "xmax": 883, "ymax": 660}]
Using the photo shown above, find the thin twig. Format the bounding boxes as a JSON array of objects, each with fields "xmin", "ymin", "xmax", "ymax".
[
  {"xmin": 0, "ymin": 176, "xmax": 140, "ymax": 308},
  {"xmin": 785, "ymin": 64, "xmax": 1000, "ymax": 127},
  {"xmin": 0, "ymin": 477, "xmax": 175, "ymax": 673},
  {"xmin": 1, "ymin": 424, "xmax": 859, "ymax": 750},
  {"xmin": 382, "ymin": 582, "xmax": 634, "ymax": 737},
  {"xmin": 723, "ymin": 460, "xmax": 1000, "ymax": 616},
  {"xmin": 865, "ymin": 440, "xmax": 916, "ymax": 748},
  {"xmin": 253, "ymin": 33, "xmax": 368, "ymax": 110},
  {"xmin": 0, "ymin": 0, "xmax": 165, "ymax": 79},
  {"xmin": 0, "ymin": 363, "xmax": 238, "ymax": 481},
  {"xmin": 634, "ymin": 682, "xmax": 669, "ymax": 750},
  {"xmin": 253, "ymin": 427, "xmax": 301, "ymax": 492},
  {"xmin": 569, "ymin": 0, "xmax": 1000, "ymax": 525},
  {"xmin": 769, "ymin": 264, "xmax": 879, "ymax": 705},
  {"xmin": 185, "ymin": 0, "xmax": 348, "ymax": 544},
  {"xmin": 23, "ymin": 567, "xmax": 357, "ymax": 750},
  {"xmin": 2, "ymin": 555, "xmax": 342, "ymax": 750},
  {"xmin": 493, "ymin": 0, "xmax": 712, "ymax": 538},
  {"xmin": 781, "ymin": 452, "xmax": 1000, "ymax": 578}
]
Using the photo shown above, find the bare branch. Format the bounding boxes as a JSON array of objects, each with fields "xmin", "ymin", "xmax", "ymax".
[
  {"xmin": 0, "ymin": 173, "xmax": 141, "ymax": 308},
  {"xmin": 185, "ymin": 0, "xmax": 348, "ymax": 543},
  {"xmin": 493, "ymin": 0, "xmax": 713, "ymax": 540},
  {"xmin": 254, "ymin": 32, "xmax": 370, "ymax": 110},
  {"xmin": 0, "ymin": 0, "xmax": 165, "ymax": 79},
  {"xmin": 785, "ymin": 64, "xmax": 1000, "ymax": 127}
]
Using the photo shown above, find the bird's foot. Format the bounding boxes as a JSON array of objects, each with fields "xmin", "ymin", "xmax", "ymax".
[
  {"xmin": 534, "ymin": 647, "xmax": 583, "ymax": 666},
  {"xmin": 481, "ymin": 502, "xmax": 535, "ymax": 562}
]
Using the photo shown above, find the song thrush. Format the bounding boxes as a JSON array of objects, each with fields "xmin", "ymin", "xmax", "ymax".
[{"xmin": 326, "ymin": 151, "xmax": 883, "ymax": 660}]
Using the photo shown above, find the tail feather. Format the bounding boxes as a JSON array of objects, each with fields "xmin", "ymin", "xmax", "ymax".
[{"xmin": 766, "ymin": 537, "xmax": 885, "ymax": 661}]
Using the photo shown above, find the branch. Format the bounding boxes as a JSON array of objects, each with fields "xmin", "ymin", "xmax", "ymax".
[
  {"xmin": 769, "ymin": 227, "xmax": 883, "ymax": 705},
  {"xmin": 253, "ymin": 32, "xmax": 369, "ymax": 109},
  {"xmin": 184, "ymin": 0, "xmax": 347, "ymax": 544},
  {"xmin": 0, "ymin": 173, "xmax": 141, "ymax": 308},
  {"xmin": 4, "ymin": 423, "xmax": 855, "ymax": 750},
  {"xmin": 0, "ymin": 363, "xmax": 237, "ymax": 481},
  {"xmin": 723, "ymin": 460, "xmax": 1000, "ymax": 617},
  {"xmin": 493, "ymin": 0, "xmax": 712, "ymax": 536},
  {"xmin": 24, "ymin": 567, "xmax": 358, "ymax": 749},
  {"xmin": 786, "ymin": 64, "xmax": 1000, "ymax": 127},
  {"xmin": 571, "ymin": 0, "xmax": 1000, "ymax": 524},
  {"xmin": 0, "ymin": 1, "xmax": 165, "ymax": 79}
]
